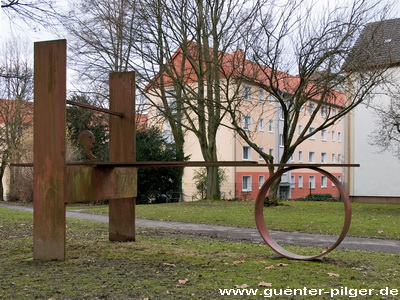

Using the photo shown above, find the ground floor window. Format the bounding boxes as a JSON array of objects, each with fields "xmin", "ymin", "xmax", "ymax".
[{"xmin": 242, "ymin": 175, "xmax": 252, "ymax": 191}]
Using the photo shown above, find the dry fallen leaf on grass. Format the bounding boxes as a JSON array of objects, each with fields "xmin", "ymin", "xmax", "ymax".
[
  {"xmin": 163, "ymin": 263, "xmax": 176, "ymax": 267},
  {"xmin": 232, "ymin": 260, "xmax": 245, "ymax": 265},
  {"xmin": 178, "ymin": 279, "xmax": 189, "ymax": 285},
  {"xmin": 265, "ymin": 265, "xmax": 275, "ymax": 269},
  {"xmin": 328, "ymin": 272, "xmax": 340, "ymax": 277},
  {"xmin": 258, "ymin": 281, "xmax": 273, "ymax": 287},
  {"xmin": 234, "ymin": 284, "xmax": 250, "ymax": 289}
]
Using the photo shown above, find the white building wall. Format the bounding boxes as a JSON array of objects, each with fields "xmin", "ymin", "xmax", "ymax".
[{"xmin": 348, "ymin": 68, "xmax": 400, "ymax": 201}]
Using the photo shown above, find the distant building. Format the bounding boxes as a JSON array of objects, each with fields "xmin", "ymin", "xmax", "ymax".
[
  {"xmin": 147, "ymin": 46, "xmax": 345, "ymax": 201},
  {"xmin": 346, "ymin": 18, "xmax": 400, "ymax": 203}
]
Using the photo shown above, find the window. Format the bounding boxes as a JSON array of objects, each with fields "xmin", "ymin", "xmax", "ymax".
[
  {"xmin": 291, "ymin": 175, "xmax": 295, "ymax": 188},
  {"xmin": 268, "ymin": 120, "xmax": 274, "ymax": 132},
  {"xmin": 242, "ymin": 115, "xmax": 251, "ymax": 131},
  {"xmin": 268, "ymin": 94, "xmax": 275, "ymax": 104},
  {"xmin": 299, "ymin": 151, "xmax": 303, "ymax": 162},
  {"xmin": 269, "ymin": 148, "xmax": 274, "ymax": 157},
  {"xmin": 242, "ymin": 176, "xmax": 252, "ymax": 191},
  {"xmin": 258, "ymin": 118, "xmax": 265, "ymax": 132},
  {"xmin": 298, "ymin": 125, "xmax": 303, "ymax": 135},
  {"xmin": 321, "ymin": 152, "xmax": 327, "ymax": 163},
  {"xmin": 290, "ymin": 153, "xmax": 294, "ymax": 162},
  {"xmin": 259, "ymin": 90, "xmax": 265, "ymax": 103},
  {"xmin": 242, "ymin": 85, "xmax": 251, "ymax": 101},
  {"xmin": 309, "ymin": 103, "xmax": 315, "ymax": 114},
  {"xmin": 309, "ymin": 176, "xmax": 316, "ymax": 189},
  {"xmin": 243, "ymin": 146, "xmax": 251, "ymax": 160},
  {"xmin": 321, "ymin": 106, "xmax": 327, "ymax": 118},
  {"xmin": 321, "ymin": 129, "xmax": 327, "ymax": 141},
  {"xmin": 258, "ymin": 175, "xmax": 265, "ymax": 189},
  {"xmin": 309, "ymin": 127, "xmax": 315, "ymax": 140},
  {"xmin": 298, "ymin": 175, "xmax": 303, "ymax": 188},
  {"xmin": 332, "ymin": 153, "xmax": 336, "ymax": 163},
  {"xmin": 338, "ymin": 154, "xmax": 342, "ymax": 162},
  {"xmin": 338, "ymin": 132, "xmax": 341, "ymax": 143},
  {"xmin": 259, "ymin": 147, "xmax": 264, "ymax": 160},
  {"xmin": 278, "ymin": 107, "xmax": 284, "ymax": 120},
  {"xmin": 321, "ymin": 176, "xmax": 327, "ymax": 188},
  {"xmin": 332, "ymin": 131, "xmax": 336, "ymax": 141},
  {"xmin": 279, "ymin": 134, "xmax": 284, "ymax": 147},
  {"xmin": 309, "ymin": 151, "xmax": 315, "ymax": 163}
]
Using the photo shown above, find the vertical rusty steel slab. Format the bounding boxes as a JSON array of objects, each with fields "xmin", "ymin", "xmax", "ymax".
[
  {"xmin": 33, "ymin": 40, "xmax": 67, "ymax": 260},
  {"xmin": 109, "ymin": 72, "xmax": 136, "ymax": 241}
]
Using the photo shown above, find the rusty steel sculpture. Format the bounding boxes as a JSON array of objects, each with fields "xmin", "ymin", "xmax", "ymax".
[{"xmin": 20, "ymin": 39, "xmax": 358, "ymax": 261}]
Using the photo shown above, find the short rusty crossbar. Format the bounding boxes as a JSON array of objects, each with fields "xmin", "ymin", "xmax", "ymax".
[{"xmin": 66, "ymin": 100, "xmax": 124, "ymax": 118}]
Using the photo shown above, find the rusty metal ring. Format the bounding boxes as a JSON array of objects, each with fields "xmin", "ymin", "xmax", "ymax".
[{"xmin": 255, "ymin": 166, "xmax": 352, "ymax": 260}]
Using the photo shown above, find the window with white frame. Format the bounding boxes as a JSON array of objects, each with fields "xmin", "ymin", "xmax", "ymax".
[
  {"xmin": 321, "ymin": 152, "xmax": 327, "ymax": 163},
  {"xmin": 332, "ymin": 153, "xmax": 336, "ymax": 163},
  {"xmin": 269, "ymin": 148, "xmax": 274, "ymax": 157},
  {"xmin": 242, "ymin": 175, "xmax": 252, "ymax": 191},
  {"xmin": 259, "ymin": 147, "xmax": 264, "ymax": 160},
  {"xmin": 268, "ymin": 94, "xmax": 275, "ymax": 104},
  {"xmin": 298, "ymin": 175, "xmax": 303, "ymax": 188},
  {"xmin": 331, "ymin": 131, "xmax": 336, "ymax": 141},
  {"xmin": 309, "ymin": 103, "xmax": 315, "ymax": 114},
  {"xmin": 299, "ymin": 151, "xmax": 303, "ymax": 162},
  {"xmin": 298, "ymin": 124, "xmax": 303, "ymax": 135},
  {"xmin": 258, "ymin": 175, "xmax": 265, "ymax": 189},
  {"xmin": 279, "ymin": 107, "xmax": 284, "ymax": 120},
  {"xmin": 258, "ymin": 118, "xmax": 265, "ymax": 132},
  {"xmin": 321, "ymin": 129, "xmax": 327, "ymax": 141},
  {"xmin": 259, "ymin": 90, "xmax": 265, "ymax": 103},
  {"xmin": 291, "ymin": 175, "xmax": 295, "ymax": 188},
  {"xmin": 309, "ymin": 176, "xmax": 316, "ymax": 189},
  {"xmin": 321, "ymin": 176, "xmax": 327, "ymax": 188},
  {"xmin": 337, "ymin": 175, "xmax": 342, "ymax": 182},
  {"xmin": 338, "ymin": 154, "xmax": 342, "ymax": 162},
  {"xmin": 321, "ymin": 106, "xmax": 327, "ymax": 118},
  {"xmin": 279, "ymin": 134, "xmax": 284, "ymax": 147},
  {"xmin": 309, "ymin": 127, "xmax": 315, "ymax": 139},
  {"xmin": 242, "ymin": 85, "xmax": 251, "ymax": 101},
  {"xmin": 243, "ymin": 146, "xmax": 251, "ymax": 160},
  {"xmin": 242, "ymin": 115, "xmax": 251, "ymax": 131},
  {"xmin": 338, "ymin": 132, "xmax": 341, "ymax": 142},
  {"xmin": 309, "ymin": 151, "xmax": 315, "ymax": 163},
  {"xmin": 268, "ymin": 120, "xmax": 274, "ymax": 132}
]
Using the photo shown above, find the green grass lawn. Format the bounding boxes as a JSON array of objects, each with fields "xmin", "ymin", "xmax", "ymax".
[
  {"xmin": 69, "ymin": 200, "xmax": 400, "ymax": 240},
  {"xmin": 0, "ymin": 208, "xmax": 399, "ymax": 299}
]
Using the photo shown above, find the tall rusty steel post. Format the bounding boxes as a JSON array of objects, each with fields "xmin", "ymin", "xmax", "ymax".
[
  {"xmin": 108, "ymin": 72, "xmax": 136, "ymax": 241},
  {"xmin": 33, "ymin": 40, "xmax": 67, "ymax": 260}
]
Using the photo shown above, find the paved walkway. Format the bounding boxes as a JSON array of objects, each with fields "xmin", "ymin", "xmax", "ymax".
[{"xmin": 1, "ymin": 202, "xmax": 399, "ymax": 254}]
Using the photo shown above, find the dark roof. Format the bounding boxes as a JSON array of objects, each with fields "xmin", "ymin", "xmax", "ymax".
[{"xmin": 348, "ymin": 18, "xmax": 400, "ymax": 69}]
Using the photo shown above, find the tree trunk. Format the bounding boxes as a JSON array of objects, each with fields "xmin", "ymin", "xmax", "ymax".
[{"xmin": 206, "ymin": 165, "xmax": 220, "ymax": 200}]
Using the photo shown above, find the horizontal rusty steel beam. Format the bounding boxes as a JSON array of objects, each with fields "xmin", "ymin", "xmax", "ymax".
[{"xmin": 12, "ymin": 162, "xmax": 360, "ymax": 168}]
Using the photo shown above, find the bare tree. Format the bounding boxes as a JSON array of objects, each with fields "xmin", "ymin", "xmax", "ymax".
[
  {"xmin": 136, "ymin": 0, "xmax": 264, "ymax": 199},
  {"xmin": 0, "ymin": 39, "xmax": 33, "ymax": 200},
  {"xmin": 63, "ymin": 0, "xmax": 140, "ymax": 105},
  {"xmin": 220, "ymin": 0, "xmax": 392, "ymax": 204},
  {"xmin": 1, "ymin": 0, "xmax": 62, "ymax": 28}
]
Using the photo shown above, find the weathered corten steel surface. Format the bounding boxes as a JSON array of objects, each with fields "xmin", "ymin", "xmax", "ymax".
[
  {"xmin": 33, "ymin": 40, "xmax": 67, "ymax": 261},
  {"xmin": 255, "ymin": 166, "xmax": 352, "ymax": 260},
  {"xmin": 66, "ymin": 167, "xmax": 137, "ymax": 203},
  {"xmin": 108, "ymin": 72, "xmax": 136, "ymax": 242}
]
